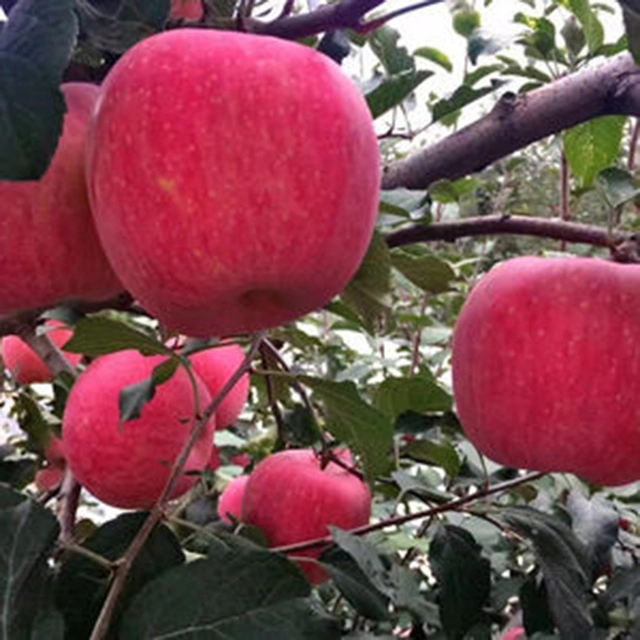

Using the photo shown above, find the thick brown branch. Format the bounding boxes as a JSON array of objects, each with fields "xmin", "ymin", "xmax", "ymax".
[
  {"xmin": 383, "ymin": 53, "xmax": 640, "ymax": 190},
  {"xmin": 385, "ymin": 214, "xmax": 623, "ymax": 249}
]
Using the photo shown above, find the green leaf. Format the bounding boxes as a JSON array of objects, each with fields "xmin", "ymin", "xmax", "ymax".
[
  {"xmin": 55, "ymin": 512, "xmax": 184, "ymax": 640},
  {"xmin": 623, "ymin": 6, "xmax": 640, "ymax": 63},
  {"xmin": 341, "ymin": 231, "xmax": 392, "ymax": 334},
  {"xmin": 76, "ymin": 0, "xmax": 170, "ymax": 53},
  {"xmin": 567, "ymin": 0, "xmax": 604, "ymax": 53},
  {"xmin": 428, "ymin": 177, "xmax": 479, "ymax": 204},
  {"xmin": 429, "ymin": 525, "xmax": 491, "ymax": 639},
  {"xmin": 452, "ymin": 9, "xmax": 481, "ymax": 37},
  {"xmin": 119, "ymin": 546, "xmax": 340, "ymax": 639},
  {"xmin": 500, "ymin": 507, "xmax": 594, "ymax": 637},
  {"xmin": 63, "ymin": 316, "xmax": 172, "ymax": 357},
  {"xmin": 368, "ymin": 26, "xmax": 414, "ymax": 75},
  {"xmin": 0, "ymin": 0, "xmax": 77, "ymax": 180},
  {"xmin": 401, "ymin": 438, "xmax": 461, "ymax": 478},
  {"xmin": 467, "ymin": 31, "xmax": 505, "ymax": 64},
  {"xmin": 464, "ymin": 64, "xmax": 502, "ymax": 87},
  {"xmin": 413, "ymin": 46, "xmax": 452, "ymax": 72},
  {"xmin": 118, "ymin": 356, "xmax": 180, "ymax": 423},
  {"xmin": 0, "ymin": 494, "xmax": 63, "ymax": 639},
  {"xmin": 391, "ymin": 251, "xmax": 456, "ymax": 294},
  {"xmin": 300, "ymin": 377, "xmax": 393, "ymax": 481},
  {"xmin": 431, "ymin": 84, "xmax": 498, "ymax": 124},
  {"xmin": 379, "ymin": 189, "xmax": 430, "ymax": 219},
  {"xmin": 366, "ymin": 69, "xmax": 433, "ymax": 119},
  {"xmin": 374, "ymin": 373, "xmax": 452, "ymax": 419},
  {"xmin": 563, "ymin": 116, "xmax": 626, "ymax": 188},
  {"xmin": 597, "ymin": 167, "xmax": 640, "ymax": 208}
]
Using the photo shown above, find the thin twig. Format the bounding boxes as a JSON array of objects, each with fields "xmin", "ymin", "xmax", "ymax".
[
  {"xmin": 272, "ymin": 471, "xmax": 546, "ymax": 554},
  {"xmin": 89, "ymin": 332, "xmax": 265, "ymax": 640}
]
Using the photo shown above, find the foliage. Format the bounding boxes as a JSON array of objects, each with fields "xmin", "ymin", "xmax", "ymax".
[{"xmin": 0, "ymin": 0, "xmax": 639, "ymax": 638}]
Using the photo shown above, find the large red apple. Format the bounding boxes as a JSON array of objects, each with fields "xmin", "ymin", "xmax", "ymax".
[
  {"xmin": 242, "ymin": 449, "xmax": 371, "ymax": 583},
  {"xmin": 452, "ymin": 256, "xmax": 640, "ymax": 486},
  {"xmin": 87, "ymin": 30, "xmax": 380, "ymax": 337},
  {"xmin": 0, "ymin": 83, "xmax": 122, "ymax": 317},
  {"xmin": 2, "ymin": 320, "xmax": 82, "ymax": 384},
  {"xmin": 190, "ymin": 344, "xmax": 250, "ymax": 428},
  {"xmin": 63, "ymin": 350, "xmax": 216, "ymax": 508}
]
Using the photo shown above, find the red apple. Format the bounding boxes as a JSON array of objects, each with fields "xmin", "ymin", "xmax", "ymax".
[
  {"xmin": 2, "ymin": 320, "xmax": 82, "ymax": 384},
  {"xmin": 87, "ymin": 30, "xmax": 380, "ymax": 338},
  {"xmin": 207, "ymin": 445, "xmax": 221, "ymax": 472},
  {"xmin": 190, "ymin": 344, "xmax": 249, "ymax": 428},
  {"xmin": 0, "ymin": 83, "xmax": 122, "ymax": 317},
  {"xmin": 242, "ymin": 449, "xmax": 371, "ymax": 583},
  {"xmin": 63, "ymin": 350, "xmax": 216, "ymax": 508},
  {"xmin": 34, "ymin": 435, "xmax": 67, "ymax": 491},
  {"xmin": 169, "ymin": 0, "xmax": 203, "ymax": 19},
  {"xmin": 452, "ymin": 256, "xmax": 640, "ymax": 486},
  {"xmin": 217, "ymin": 474, "xmax": 249, "ymax": 524},
  {"xmin": 501, "ymin": 628, "xmax": 525, "ymax": 640}
]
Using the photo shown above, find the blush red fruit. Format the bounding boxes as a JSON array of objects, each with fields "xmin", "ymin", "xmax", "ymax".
[
  {"xmin": 452, "ymin": 256, "xmax": 640, "ymax": 486},
  {"xmin": 87, "ymin": 30, "xmax": 379, "ymax": 337},
  {"xmin": 242, "ymin": 449, "xmax": 371, "ymax": 583},
  {"xmin": 63, "ymin": 350, "xmax": 215, "ymax": 508}
]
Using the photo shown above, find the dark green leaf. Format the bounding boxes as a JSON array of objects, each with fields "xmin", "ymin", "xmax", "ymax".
[
  {"xmin": 119, "ymin": 546, "xmax": 340, "ymax": 639},
  {"xmin": 431, "ymin": 84, "xmax": 498, "ymax": 124},
  {"xmin": 413, "ymin": 46, "xmax": 452, "ymax": 71},
  {"xmin": 597, "ymin": 167, "xmax": 640, "ymax": 208},
  {"xmin": 0, "ymin": 0, "xmax": 77, "ymax": 180},
  {"xmin": 366, "ymin": 69, "xmax": 433, "ymax": 119},
  {"xmin": 300, "ymin": 377, "xmax": 393, "ymax": 481},
  {"xmin": 564, "ymin": 116, "xmax": 626, "ymax": 188},
  {"xmin": 368, "ymin": 26, "xmax": 414, "ymax": 75},
  {"xmin": 63, "ymin": 316, "xmax": 171, "ymax": 357},
  {"xmin": 464, "ymin": 64, "xmax": 502, "ymax": 86},
  {"xmin": 319, "ymin": 547, "xmax": 390, "ymax": 621},
  {"xmin": 429, "ymin": 524, "xmax": 491, "ymax": 639},
  {"xmin": 468, "ymin": 31, "xmax": 505, "ymax": 64},
  {"xmin": 55, "ymin": 512, "xmax": 184, "ymax": 640},
  {"xmin": 623, "ymin": 6, "xmax": 640, "ymax": 63},
  {"xmin": 567, "ymin": 0, "xmax": 604, "ymax": 52},
  {"xmin": 374, "ymin": 374, "xmax": 452, "ymax": 419},
  {"xmin": 341, "ymin": 231, "xmax": 392, "ymax": 334},
  {"xmin": 391, "ymin": 251, "xmax": 456, "ymax": 294},
  {"xmin": 0, "ymin": 495, "xmax": 62, "ymax": 639},
  {"xmin": 428, "ymin": 177, "xmax": 479, "ymax": 204},
  {"xmin": 379, "ymin": 189, "xmax": 430, "ymax": 219},
  {"xmin": 401, "ymin": 438, "xmax": 461, "ymax": 478},
  {"xmin": 500, "ymin": 507, "xmax": 594, "ymax": 637}
]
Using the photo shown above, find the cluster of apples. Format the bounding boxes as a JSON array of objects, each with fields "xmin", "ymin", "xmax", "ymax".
[{"xmin": 452, "ymin": 256, "xmax": 640, "ymax": 487}]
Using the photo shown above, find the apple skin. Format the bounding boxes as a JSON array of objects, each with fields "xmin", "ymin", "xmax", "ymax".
[
  {"xmin": 217, "ymin": 474, "xmax": 249, "ymax": 524},
  {"xmin": 0, "ymin": 83, "xmax": 122, "ymax": 316},
  {"xmin": 63, "ymin": 350, "xmax": 216, "ymax": 509},
  {"xmin": 169, "ymin": 0, "xmax": 203, "ymax": 19},
  {"xmin": 87, "ymin": 30, "xmax": 380, "ymax": 338},
  {"xmin": 242, "ymin": 449, "xmax": 371, "ymax": 583},
  {"xmin": 452, "ymin": 256, "xmax": 640, "ymax": 486},
  {"xmin": 2, "ymin": 320, "xmax": 82, "ymax": 384},
  {"xmin": 190, "ymin": 344, "xmax": 249, "ymax": 428}
]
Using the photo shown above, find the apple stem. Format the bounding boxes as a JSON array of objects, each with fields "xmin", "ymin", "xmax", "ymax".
[
  {"xmin": 89, "ymin": 331, "xmax": 266, "ymax": 640},
  {"xmin": 272, "ymin": 470, "xmax": 546, "ymax": 555},
  {"xmin": 258, "ymin": 344, "xmax": 287, "ymax": 446}
]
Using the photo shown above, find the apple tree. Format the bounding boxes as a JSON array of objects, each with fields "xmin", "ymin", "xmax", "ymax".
[{"xmin": 1, "ymin": 0, "xmax": 640, "ymax": 638}]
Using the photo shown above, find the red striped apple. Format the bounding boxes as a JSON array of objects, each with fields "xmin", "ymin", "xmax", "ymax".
[
  {"xmin": 190, "ymin": 344, "xmax": 250, "ymax": 428},
  {"xmin": 2, "ymin": 320, "xmax": 82, "ymax": 384},
  {"xmin": 242, "ymin": 449, "xmax": 371, "ymax": 583},
  {"xmin": 0, "ymin": 83, "xmax": 121, "ymax": 317},
  {"xmin": 63, "ymin": 350, "xmax": 216, "ymax": 508},
  {"xmin": 452, "ymin": 256, "xmax": 640, "ymax": 486},
  {"xmin": 87, "ymin": 30, "xmax": 379, "ymax": 337}
]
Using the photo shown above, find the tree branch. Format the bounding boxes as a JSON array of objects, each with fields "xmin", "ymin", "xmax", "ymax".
[
  {"xmin": 383, "ymin": 53, "xmax": 640, "ymax": 190},
  {"xmin": 385, "ymin": 214, "xmax": 623, "ymax": 250}
]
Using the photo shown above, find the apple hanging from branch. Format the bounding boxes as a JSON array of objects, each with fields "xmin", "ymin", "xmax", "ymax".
[
  {"xmin": 87, "ymin": 29, "xmax": 380, "ymax": 338},
  {"xmin": 452, "ymin": 256, "xmax": 640, "ymax": 486}
]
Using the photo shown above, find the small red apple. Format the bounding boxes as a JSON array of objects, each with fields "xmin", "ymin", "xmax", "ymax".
[
  {"xmin": 242, "ymin": 448, "xmax": 371, "ymax": 583},
  {"xmin": 189, "ymin": 344, "xmax": 250, "ymax": 428},
  {"xmin": 452, "ymin": 256, "xmax": 640, "ymax": 486},
  {"xmin": 2, "ymin": 320, "xmax": 82, "ymax": 384},
  {"xmin": 0, "ymin": 83, "xmax": 122, "ymax": 317},
  {"xmin": 63, "ymin": 350, "xmax": 216, "ymax": 508},
  {"xmin": 169, "ymin": 0, "xmax": 203, "ymax": 19},
  {"xmin": 217, "ymin": 474, "xmax": 249, "ymax": 524},
  {"xmin": 34, "ymin": 435, "xmax": 67, "ymax": 491},
  {"xmin": 501, "ymin": 628, "xmax": 525, "ymax": 640},
  {"xmin": 87, "ymin": 30, "xmax": 379, "ymax": 337}
]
